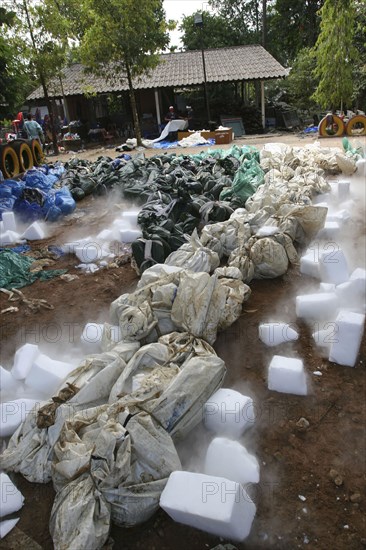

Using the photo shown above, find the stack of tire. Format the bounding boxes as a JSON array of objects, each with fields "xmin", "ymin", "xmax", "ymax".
[
  {"xmin": 318, "ymin": 114, "xmax": 366, "ymax": 137},
  {"xmin": 0, "ymin": 139, "xmax": 43, "ymax": 179}
]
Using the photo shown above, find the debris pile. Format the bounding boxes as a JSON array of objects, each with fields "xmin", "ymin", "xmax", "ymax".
[{"xmin": 0, "ymin": 140, "xmax": 365, "ymax": 546}]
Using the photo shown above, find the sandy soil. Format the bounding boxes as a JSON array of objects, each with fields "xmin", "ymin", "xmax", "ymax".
[
  {"xmin": 50, "ymin": 132, "xmax": 352, "ymax": 164},
  {"xmin": 1, "ymin": 132, "xmax": 365, "ymax": 550}
]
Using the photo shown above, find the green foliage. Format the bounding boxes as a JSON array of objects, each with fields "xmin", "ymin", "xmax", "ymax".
[
  {"xmin": 180, "ymin": 11, "xmax": 243, "ymax": 50},
  {"xmin": 267, "ymin": 0, "xmax": 324, "ymax": 64},
  {"xmin": 209, "ymin": 0, "xmax": 263, "ymax": 42},
  {"xmin": 75, "ymin": 0, "xmax": 173, "ymax": 144},
  {"xmin": 7, "ymin": 0, "xmax": 78, "ymax": 152},
  {"xmin": 312, "ymin": 0, "xmax": 357, "ymax": 109},
  {"xmin": 79, "ymin": 0, "xmax": 172, "ymax": 78},
  {"xmin": 286, "ymin": 47, "xmax": 318, "ymax": 110},
  {"xmin": 352, "ymin": 0, "xmax": 366, "ymax": 109},
  {"xmin": 0, "ymin": 6, "xmax": 32, "ymax": 115}
]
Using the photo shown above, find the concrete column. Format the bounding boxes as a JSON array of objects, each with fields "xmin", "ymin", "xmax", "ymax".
[{"xmin": 261, "ymin": 81, "xmax": 265, "ymax": 129}]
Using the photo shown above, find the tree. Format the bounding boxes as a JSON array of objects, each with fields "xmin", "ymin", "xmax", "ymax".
[
  {"xmin": 209, "ymin": 0, "xmax": 264, "ymax": 43},
  {"xmin": 352, "ymin": 0, "xmax": 366, "ymax": 109},
  {"xmin": 286, "ymin": 47, "xmax": 318, "ymax": 110},
  {"xmin": 75, "ymin": 0, "xmax": 173, "ymax": 146},
  {"xmin": 0, "ymin": 6, "xmax": 32, "ymax": 117},
  {"xmin": 180, "ymin": 11, "xmax": 242, "ymax": 51},
  {"xmin": 311, "ymin": 0, "xmax": 357, "ymax": 110},
  {"xmin": 267, "ymin": 0, "xmax": 324, "ymax": 64},
  {"xmin": 9, "ymin": 0, "xmax": 73, "ymax": 153}
]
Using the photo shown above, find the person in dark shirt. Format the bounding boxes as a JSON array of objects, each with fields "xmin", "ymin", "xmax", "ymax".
[
  {"xmin": 164, "ymin": 106, "xmax": 177, "ymax": 123},
  {"xmin": 186, "ymin": 105, "xmax": 194, "ymax": 130}
]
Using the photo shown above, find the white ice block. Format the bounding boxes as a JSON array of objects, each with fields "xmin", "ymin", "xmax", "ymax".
[
  {"xmin": 204, "ymin": 437, "xmax": 260, "ymax": 485},
  {"xmin": 326, "ymin": 209, "xmax": 351, "ymax": 224},
  {"xmin": 24, "ymin": 354, "xmax": 74, "ymax": 396},
  {"xmin": 350, "ymin": 268, "xmax": 366, "ymax": 289},
  {"xmin": 316, "ymin": 221, "xmax": 340, "ymax": 239},
  {"xmin": 337, "ymin": 180, "xmax": 350, "ymax": 200},
  {"xmin": 0, "ymin": 230, "xmax": 21, "ymax": 246},
  {"xmin": 0, "ymin": 518, "xmax": 20, "ymax": 539},
  {"xmin": 119, "ymin": 228, "xmax": 142, "ymax": 243},
  {"xmin": 319, "ymin": 282, "xmax": 336, "ymax": 292},
  {"xmin": 356, "ymin": 158, "xmax": 366, "ymax": 176},
  {"xmin": 11, "ymin": 343, "xmax": 39, "ymax": 380},
  {"xmin": 160, "ymin": 471, "xmax": 256, "ymax": 542},
  {"xmin": 1, "ymin": 212, "xmax": 17, "ymax": 232},
  {"xmin": 296, "ymin": 293, "xmax": 338, "ymax": 320},
  {"xmin": 268, "ymin": 355, "xmax": 307, "ymax": 396},
  {"xmin": 0, "ymin": 473, "xmax": 24, "ymax": 517},
  {"xmin": 0, "ymin": 398, "xmax": 39, "ymax": 437},
  {"xmin": 112, "ymin": 218, "xmax": 131, "ymax": 229},
  {"xmin": 204, "ymin": 388, "xmax": 254, "ymax": 438},
  {"xmin": 313, "ymin": 193, "xmax": 331, "ymax": 204},
  {"xmin": 62, "ymin": 236, "xmax": 92, "ymax": 254},
  {"xmin": 22, "ymin": 221, "xmax": 46, "ymax": 240},
  {"xmin": 319, "ymin": 249, "xmax": 349, "ymax": 285},
  {"xmin": 75, "ymin": 243, "xmax": 108, "ymax": 263},
  {"xmin": 258, "ymin": 322, "xmax": 298, "ymax": 347},
  {"xmin": 96, "ymin": 229, "xmax": 114, "ymax": 241},
  {"xmin": 0, "ymin": 367, "xmax": 18, "ymax": 393},
  {"xmin": 80, "ymin": 323, "xmax": 104, "ymax": 349},
  {"xmin": 121, "ymin": 210, "xmax": 140, "ymax": 225},
  {"xmin": 329, "ymin": 310, "xmax": 365, "ymax": 367},
  {"xmin": 336, "ymin": 279, "xmax": 365, "ymax": 309},
  {"xmin": 300, "ymin": 253, "xmax": 320, "ymax": 279}
]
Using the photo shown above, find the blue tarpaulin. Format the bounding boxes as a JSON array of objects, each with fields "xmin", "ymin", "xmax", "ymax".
[{"xmin": 1, "ymin": 164, "xmax": 76, "ymax": 222}]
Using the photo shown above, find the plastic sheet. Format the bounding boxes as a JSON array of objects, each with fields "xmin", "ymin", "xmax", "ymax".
[{"xmin": 0, "ymin": 249, "xmax": 67, "ymax": 289}]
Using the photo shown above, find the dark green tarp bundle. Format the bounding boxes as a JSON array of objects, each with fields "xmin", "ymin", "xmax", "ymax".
[
  {"xmin": 0, "ymin": 250, "xmax": 67, "ymax": 289},
  {"xmin": 60, "ymin": 146, "xmax": 264, "ymax": 272}
]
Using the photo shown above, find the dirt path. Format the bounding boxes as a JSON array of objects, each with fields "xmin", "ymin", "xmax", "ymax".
[
  {"xmin": 49, "ymin": 132, "xmax": 357, "ymax": 164},
  {"xmin": 1, "ymin": 133, "xmax": 365, "ymax": 550}
]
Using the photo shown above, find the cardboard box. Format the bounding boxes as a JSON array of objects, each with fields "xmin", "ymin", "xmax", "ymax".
[
  {"xmin": 177, "ymin": 129, "xmax": 233, "ymax": 144},
  {"xmin": 215, "ymin": 130, "xmax": 233, "ymax": 144}
]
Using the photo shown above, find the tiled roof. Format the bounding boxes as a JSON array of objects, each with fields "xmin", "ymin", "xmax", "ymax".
[{"xmin": 27, "ymin": 45, "xmax": 288, "ymax": 100}]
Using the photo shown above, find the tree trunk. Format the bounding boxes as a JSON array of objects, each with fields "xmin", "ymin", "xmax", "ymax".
[
  {"xmin": 125, "ymin": 61, "xmax": 142, "ymax": 146},
  {"xmin": 40, "ymin": 75, "xmax": 59, "ymax": 155},
  {"xmin": 262, "ymin": 0, "xmax": 267, "ymax": 49},
  {"xmin": 23, "ymin": 0, "xmax": 58, "ymax": 155}
]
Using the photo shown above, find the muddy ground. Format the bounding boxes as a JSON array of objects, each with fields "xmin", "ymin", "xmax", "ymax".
[{"xmin": 1, "ymin": 132, "xmax": 365, "ymax": 550}]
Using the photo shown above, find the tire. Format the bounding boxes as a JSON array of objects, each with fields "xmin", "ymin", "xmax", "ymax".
[
  {"xmin": 31, "ymin": 139, "xmax": 44, "ymax": 166},
  {"xmin": 318, "ymin": 115, "xmax": 345, "ymax": 137},
  {"xmin": 345, "ymin": 115, "xmax": 366, "ymax": 136},
  {"xmin": 13, "ymin": 141, "xmax": 34, "ymax": 172},
  {"xmin": 0, "ymin": 145, "xmax": 20, "ymax": 178}
]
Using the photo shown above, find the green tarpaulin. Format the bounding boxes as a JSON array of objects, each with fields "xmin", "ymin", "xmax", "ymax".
[{"xmin": 0, "ymin": 249, "xmax": 67, "ymax": 289}]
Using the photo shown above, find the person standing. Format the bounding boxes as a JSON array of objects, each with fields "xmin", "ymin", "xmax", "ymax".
[
  {"xmin": 185, "ymin": 105, "xmax": 194, "ymax": 130},
  {"xmin": 23, "ymin": 113, "xmax": 44, "ymax": 144},
  {"xmin": 164, "ymin": 106, "xmax": 177, "ymax": 123}
]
